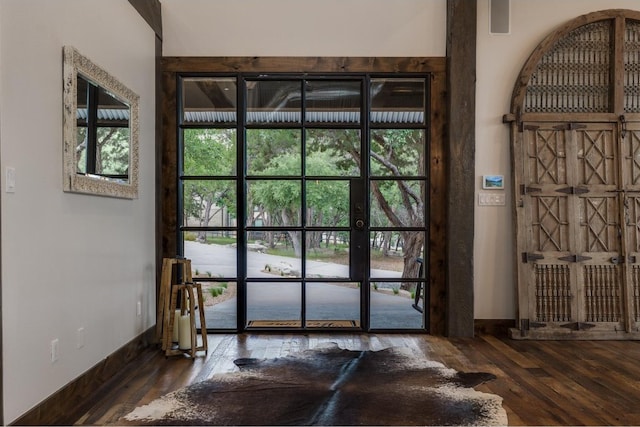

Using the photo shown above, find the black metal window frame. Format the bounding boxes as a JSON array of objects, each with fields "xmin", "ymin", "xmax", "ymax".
[{"xmin": 177, "ymin": 72, "xmax": 431, "ymax": 332}]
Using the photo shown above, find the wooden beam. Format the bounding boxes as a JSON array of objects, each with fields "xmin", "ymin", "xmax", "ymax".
[
  {"xmin": 128, "ymin": 0, "xmax": 162, "ymax": 39},
  {"xmin": 446, "ymin": 0, "xmax": 476, "ymax": 337},
  {"xmin": 429, "ymin": 70, "xmax": 447, "ymax": 335},
  {"xmin": 162, "ymin": 56, "xmax": 446, "ymax": 74}
]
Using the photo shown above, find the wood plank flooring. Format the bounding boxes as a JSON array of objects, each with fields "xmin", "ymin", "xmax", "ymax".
[{"xmin": 69, "ymin": 333, "xmax": 640, "ymax": 426}]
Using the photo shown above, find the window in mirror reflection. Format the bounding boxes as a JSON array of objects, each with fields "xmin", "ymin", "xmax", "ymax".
[{"xmin": 76, "ymin": 75, "xmax": 130, "ymax": 181}]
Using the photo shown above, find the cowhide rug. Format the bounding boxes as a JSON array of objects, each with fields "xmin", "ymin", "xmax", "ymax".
[{"xmin": 122, "ymin": 344, "xmax": 507, "ymax": 426}]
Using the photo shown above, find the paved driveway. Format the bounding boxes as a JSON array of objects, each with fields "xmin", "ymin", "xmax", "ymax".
[{"xmin": 185, "ymin": 241, "xmax": 424, "ymax": 330}]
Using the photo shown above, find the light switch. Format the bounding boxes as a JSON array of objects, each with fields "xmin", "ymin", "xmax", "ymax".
[
  {"xmin": 6, "ymin": 167, "xmax": 15, "ymax": 193},
  {"xmin": 478, "ymin": 192, "xmax": 506, "ymax": 206}
]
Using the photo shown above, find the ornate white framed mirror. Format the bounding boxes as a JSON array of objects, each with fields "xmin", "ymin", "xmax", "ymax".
[{"xmin": 62, "ymin": 46, "xmax": 139, "ymax": 199}]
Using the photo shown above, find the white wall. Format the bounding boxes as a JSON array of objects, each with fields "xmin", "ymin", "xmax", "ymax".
[
  {"xmin": 162, "ymin": 0, "xmax": 447, "ymax": 57},
  {"xmin": 475, "ymin": 0, "xmax": 640, "ymax": 319},
  {"xmin": 0, "ymin": 0, "xmax": 156, "ymax": 422}
]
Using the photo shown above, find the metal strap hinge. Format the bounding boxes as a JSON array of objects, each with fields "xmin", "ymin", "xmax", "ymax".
[
  {"xmin": 560, "ymin": 322, "xmax": 596, "ymax": 331},
  {"xmin": 521, "ymin": 185, "xmax": 542, "ymax": 195},
  {"xmin": 558, "ymin": 254, "xmax": 592, "ymax": 263},
  {"xmin": 522, "ymin": 252, "xmax": 544, "ymax": 263},
  {"xmin": 556, "ymin": 186, "xmax": 589, "ymax": 195},
  {"xmin": 553, "ymin": 123, "xmax": 587, "ymax": 131}
]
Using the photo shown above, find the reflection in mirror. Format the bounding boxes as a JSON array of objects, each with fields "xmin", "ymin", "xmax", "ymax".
[{"xmin": 63, "ymin": 46, "xmax": 139, "ymax": 198}]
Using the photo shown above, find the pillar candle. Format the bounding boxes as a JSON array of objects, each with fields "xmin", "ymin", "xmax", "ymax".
[
  {"xmin": 178, "ymin": 313, "xmax": 192, "ymax": 350},
  {"xmin": 172, "ymin": 310, "xmax": 180, "ymax": 342}
]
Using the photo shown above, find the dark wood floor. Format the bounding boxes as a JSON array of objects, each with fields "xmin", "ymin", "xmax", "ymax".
[{"xmin": 71, "ymin": 333, "xmax": 640, "ymax": 426}]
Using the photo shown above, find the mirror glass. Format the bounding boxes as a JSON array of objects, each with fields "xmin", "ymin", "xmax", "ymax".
[{"xmin": 63, "ymin": 46, "xmax": 139, "ymax": 198}]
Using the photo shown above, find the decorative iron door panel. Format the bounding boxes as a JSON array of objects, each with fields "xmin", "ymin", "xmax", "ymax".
[{"xmin": 518, "ymin": 123, "xmax": 623, "ymax": 335}]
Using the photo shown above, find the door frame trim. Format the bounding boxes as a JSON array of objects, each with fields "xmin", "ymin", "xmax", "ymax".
[{"xmin": 160, "ymin": 56, "xmax": 448, "ymax": 334}]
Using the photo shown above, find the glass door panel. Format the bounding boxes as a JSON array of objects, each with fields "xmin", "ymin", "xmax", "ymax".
[
  {"xmin": 246, "ymin": 232, "xmax": 302, "ymax": 279},
  {"xmin": 305, "ymin": 230, "xmax": 350, "ymax": 279},
  {"xmin": 182, "ymin": 77, "xmax": 237, "ymax": 124},
  {"xmin": 305, "ymin": 180, "xmax": 350, "ymax": 227},
  {"xmin": 246, "ymin": 129, "xmax": 301, "ymax": 176},
  {"xmin": 370, "ymin": 280, "xmax": 424, "ymax": 329},
  {"xmin": 247, "ymin": 179, "xmax": 302, "ymax": 227},
  {"xmin": 305, "ymin": 282, "xmax": 360, "ymax": 328},
  {"xmin": 183, "ymin": 231, "xmax": 238, "ymax": 330},
  {"xmin": 246, "ymin": 282, "xmax": 302, "ymax": 327},
  {"xmin": 183, "ymin": 128, "xmax": 236, "ymax": 175},
  {"xmin": 305, "ymin": 129, "xmax": 361, "ymax": 176},
  {"xmin": 246, "ymin": 80, "xmax": 302, "ymax": 124},
  {"xmin": 369, "ymin": 231, "xmax": 425, "ymax": 329}
]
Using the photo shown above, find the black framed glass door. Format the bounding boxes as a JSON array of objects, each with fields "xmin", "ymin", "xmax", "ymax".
[{"xmin": 178, "ymin": 74, "xmax": 428, "ymax": 332}]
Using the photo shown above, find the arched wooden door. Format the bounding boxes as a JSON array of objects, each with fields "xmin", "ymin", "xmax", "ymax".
[{"xmin": 506, "ymin": 10, "xmax": 640, "ymax": 339}]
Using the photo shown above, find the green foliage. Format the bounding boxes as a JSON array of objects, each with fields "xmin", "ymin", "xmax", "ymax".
[
  {"xmin": 208, "ymin": 287, "xmax": 224, "ymax": 298},
  {"xmin": 182, "ymin": 129, "xmax": 237, "ymax": 228},
  {"xmin": 97, "ymin": 128, "xmax": 130, "ymax": 175},
  {"xmin": 76, "ymin": 127, "xmax": 130, "ymax": 176},
  {"xmin": 182, "ymin": 124, "xmax": 426, "ymax": 279}
]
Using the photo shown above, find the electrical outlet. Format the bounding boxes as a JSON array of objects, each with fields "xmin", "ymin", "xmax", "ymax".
[
  {"xmin": 5, "ymin": 167, "xmax": 15, "ymax": 193},
  {"xmin": 50, "ymin": 338, "xmax": 59, "ymax": 363},
  {"xmin": 136, "ymin": 301, "xmax": 142, "ymax": 316},
  {"xmin": 77, "ymin": 327, "xmax": 85, "ymax": 349}
]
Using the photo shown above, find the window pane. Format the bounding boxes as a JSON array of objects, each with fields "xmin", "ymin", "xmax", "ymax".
[
  {"xmin": 183, "ymin": 129, "xmax": 236, "ymax": 176},
  {"xmin": 370, "ymin": 231, "xmax": 424, "ymax": 279},
  {"xmin": 96, "ymin": 127, "xmax": 130, "ymax": 178},
  {"xmin": 305, "ymin": 80, "xmax": 361, "ymax": 124},
  {"xmin": 246, "ymin": 80, "xmax": 301, "ymax": 124},
  {"xmin": 370, "ymin": 281, "xmax": 424, "ymax": 329},
  {"xmin": 305, "ymin": 231, "xmax": 350, "ymax": 279},
  {"xmin": 370, "ymin": 129, "xmax": 425, "ymax": 177},
  {"xmin": 370, "ymin": 78, "xmax": 426, "ymax": 124},
  {"xmin": 97, "ymin": 85, "xmax": 129, "ymax": 126},
  {"xmin": 306, "ymin": 282, "xmax": 360, "ymax": 327},
  {"xmin": 182, "ymin": 180, "xmax": 237, "ymax": 228},
  {"xmin": 247, "ymin": 282, "xmax": 302, "ymax": 326},
  {"xmin": 306, "ymin": 181, "xmax": 350, "ymax": 227},
  {"xmin": 306, "ymin": 129, "xmax": 361, "ymax": 177},
  {"xmin": 247, "ymin": 180, "xmax": 301, "ymax": 227},
  {"xmin": 246, "ymin": 129, "xmax": 301, "ymax": 176},
  {"xmin": 184, "ymin": 231, "xmax": 237, "ymax": 278},
  {"xmin": 370, "ymin": 180, "xmax": 425, "ymax": 228},
  {"xmin": 182, "ymin": 77, "xmax": 237, "ymax": 124},
  {"xmin": 197, "ymin": 281, "xmax": 237, "ymax": 330},
  {"xmin": 247, "ymin": 232, "xmax": 302, "ymax": 278}
]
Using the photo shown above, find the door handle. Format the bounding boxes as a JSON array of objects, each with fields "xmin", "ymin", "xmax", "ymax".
[{"xmin": 355, "ymin": 219, "xmax": 365, "ymax": 229}]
